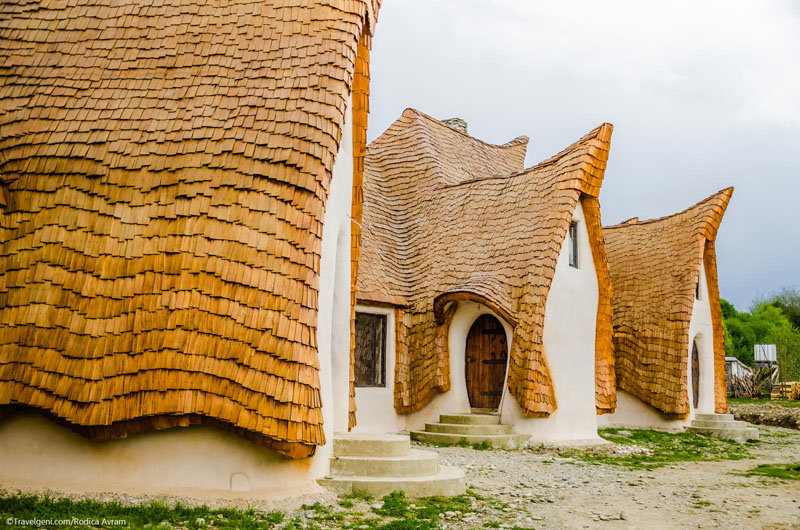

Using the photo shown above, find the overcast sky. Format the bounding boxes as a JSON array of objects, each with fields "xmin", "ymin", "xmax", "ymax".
[{"xmin": 366, "ymin": 1, "xmax": 800, "ymax": 311}]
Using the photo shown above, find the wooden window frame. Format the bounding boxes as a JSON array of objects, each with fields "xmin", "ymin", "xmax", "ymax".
[
  {"xmin": 354, "ymin": 311, "xmax": 387, "ymax": 388},
  {"xmin": 568, "ymin": 221, "xmax": 579, "ymax": 268}
]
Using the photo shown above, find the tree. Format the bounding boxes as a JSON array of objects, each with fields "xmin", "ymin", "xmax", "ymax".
[{"xmin": 722, "ymin": 296, "xmax": 800, "ymax": 381}]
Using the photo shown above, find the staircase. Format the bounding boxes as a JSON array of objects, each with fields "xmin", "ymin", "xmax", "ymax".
[
  {"xmin": 687, "ymin": 413, "xmax": 759, "ymax": 442},
  {"xmin": 410, "ymin": 410, "xmax": 530, "ymax": 449},
  {"xmin": 319, "ymin": 433, "xmax": 466, "ymax": 497}
]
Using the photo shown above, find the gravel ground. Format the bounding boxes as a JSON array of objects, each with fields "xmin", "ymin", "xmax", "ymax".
[
  {"xmin": 3, "ymin": 426, "xmax": 799, "ymax": 529},
  {"xmin": 426, "ymin": 424, "xmax": 800, "ymax": 529}
]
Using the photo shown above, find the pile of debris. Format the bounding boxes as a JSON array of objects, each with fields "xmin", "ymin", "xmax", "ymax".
[{"xmin": 728, "ymin": 403, "xmax": 800, "ymax": 431}]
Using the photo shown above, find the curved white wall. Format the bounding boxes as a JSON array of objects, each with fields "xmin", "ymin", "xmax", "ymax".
[
  {"xmin": 500, "ymin": 201, "xmax": 600, "ymax": 442},
  {"xmin": 0, "ymin": 413, "xmax": 322, "ymax": 500},
  {"xmin": 599, "ymin": 257, "xmax": 716, "ymax": 429},
  {"xmin": 0, "ymin": 98, "xmax": 356, "ymax": 500},
  {"xmin": 688, "ymin": 259, "xmax": 715, "ymax": 415}
]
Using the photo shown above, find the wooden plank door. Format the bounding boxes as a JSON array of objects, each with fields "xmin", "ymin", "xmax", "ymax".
[
  {"xmin": 692, "ymin": 341, "xmax": 700, "ymax": 409},
  {"xmin": 465, "ymin": 314, "xmax": 508, "ymax": 409}
]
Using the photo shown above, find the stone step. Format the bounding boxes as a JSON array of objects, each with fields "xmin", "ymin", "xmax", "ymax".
[
  {"xmin": 690, "ymin": 419, "xmax": 749, "ymax": 430},
  {"xmin": 471, "ymin": 408, "xmax": 499, "ymax": 415},
  {"xmin": 410, "ymin": 430, "xmax": 530, "ymax": 450},
  {"xmin": 330, "ymin": 449, "xmax": 439, "ymax": 478},
  {"xmin": 320, "ymin": 465, "xmax": 466, "ymax": 498},
  {"xmin": 333, "ymin": 433, "xmax": 410, "ymax": 457},
  {"xmin": 424, "ymin": 422, "xmax": 513, "ymax": 435},
  {"xmin": 439, "ymin": 413, "xmax": 501, "ymax": 425},
  {"xmin": 694, "ymin": 413, "xmax": 734, "ymax": 422},
  {"xmin": 687, "ymin": 426, "xmax": 759, "ymax": 442}
]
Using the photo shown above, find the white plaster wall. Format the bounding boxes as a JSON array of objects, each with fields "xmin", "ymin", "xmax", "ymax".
[
  {"xmin": 312, "ymin": 93, "xmax": 354, "ymax": 461},
  {"xmin": 500, "ymin": 201, "xmax": 601, "ymax": 442},
  {"xmin": 598, "ymin": 258, "xmax": 716, "ymax": 429},
  {"xmin": 351, "ymin": 305, "xmax": 404, "ymax": 434},
  {"xmin": 0, "ymin": 413, "xmax": 323, "ymax": 500},
  {"xmin": 688, "ymin": 259, "xmax": 715, "ymax": 415},
  {"xmin": 597, "ymin": 389, "xmax": 687, "ymax": 430},
  {"xmin": 0, "ymin": 98, "xmax": 356, "ymax": 499}
]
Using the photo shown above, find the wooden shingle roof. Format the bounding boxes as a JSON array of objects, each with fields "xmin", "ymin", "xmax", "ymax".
[
  {"xmin": 604, "ymin": 188, "xmax": 733, "ymax": 417},
  {"xmin": 359, "ymin": 110, "xmax": 616, "ymax": 417},
  {"xmin": 0, "ymin": 0, "xmax": 380, "ymax": 458}
]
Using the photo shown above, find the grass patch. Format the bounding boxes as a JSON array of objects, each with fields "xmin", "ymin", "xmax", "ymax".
[
  {"xmin": 373, "ymin": 491, "xmax": 473, "ymax": 521},
  {"xmin": 0, "ymin": 493, "xmax": 285, "ymax": 529},
  {"xmin": 729, "ymin": 397, "xmax": 800, "ymax": 408},
  {"xmin": 561, "ymin": 428, "xmax": 755, "ymax": 470},
  {"xmin": 471, "ymin": 441, "xmax": 492, "ymax": 451},
  {"xmin": 744, "ymin": 463, "xmax": 800, "ymax": 481},
  {"xmin": 345, "ymin": 491, "xmax": 373, "ymax": 502}
]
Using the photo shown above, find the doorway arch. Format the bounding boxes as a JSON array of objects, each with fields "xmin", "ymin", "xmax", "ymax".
[
  {"xmin": 465, "ymin": 314, "xmax": 508, "ymax": 410},
  {"xmin": 691, "ymin": 340, "xmax": 700, "ymax": 409}
]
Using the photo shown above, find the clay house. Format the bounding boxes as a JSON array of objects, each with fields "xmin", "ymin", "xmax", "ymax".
[
  {"xmin": 0, "ymin": 0, "xmax": 382, "ymax": 499},
  {"xmin": 598, "ymin": 189, "xmax": 743, "ymax": 433},
  {"xmin": 351, "ymin": 110, "xmax": 617, "ymax": 444}
]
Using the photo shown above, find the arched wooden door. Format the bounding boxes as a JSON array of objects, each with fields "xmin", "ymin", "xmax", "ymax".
[
  {"xmin": 691, "ymin": 341, "xmax": 700, "ymax": 408},
  {"xmin": 465, "ymin": 314, "xmax": 508, "ymax": 410}
]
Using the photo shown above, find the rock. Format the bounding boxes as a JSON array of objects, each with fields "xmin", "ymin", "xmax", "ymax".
[
  {"xmin": 617, "ymin": 430, "xmax": 632, "ymax": 437},
  {"xmin": 195, "ymin": 518, "xmax": 205, "ymax": 525}
]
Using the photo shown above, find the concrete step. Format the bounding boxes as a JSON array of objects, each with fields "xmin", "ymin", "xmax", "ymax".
[
  {"xmin": 439, "ymin": 413, "xmax": 501, "ymax": 425},
  {"xmin": 410, "ymin": 430, "xmax": 530, "ymax": 450},
  {"xmin": 333, "ymin": 433, "xmax": 410, "ymax": 457},
  {"xmin": 687, "ymin": 426, "xmax": 759, "ymax": 442},
  {"xmin": 471, "ymin": 408, "xmax": 499, "ymax": 415},
  {"xmin": 330, "ymin": 449, "xmax": 439, "ymax": 478},
  {"xmin": 690, "ymin": 419, "xmax": 749, "ymax": 430},
  {"xmin": 694, "ymin": 413, "xmax": 734, "ymax": 422},
  {"xmin": 424, "ymin": 422, "xmax": 513, "ymax": 435},
  {"xmin": 320, "ymin": 465, "xmax": 466, "ymax": 498}
]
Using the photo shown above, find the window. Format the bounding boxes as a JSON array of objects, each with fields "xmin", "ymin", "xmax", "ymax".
[
  {"xmin": 695, "ymin": 279, "xmax": 701, "ymax": 300},
  {"xmin": 354, "ymin": 312, "xmax": 386, "ymax": 387},
  {"xmin": 568, "ymin": 221, "xmax": 579, "ymax": 268}
]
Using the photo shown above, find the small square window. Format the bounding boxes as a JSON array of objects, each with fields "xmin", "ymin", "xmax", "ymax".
[
  {"xmin": 354, "ymin": 312, "xmax": 386, "ymax": 387},
  {"xmin": 568, "ymin": 221, "xmax": 579, "ymax": 268}
]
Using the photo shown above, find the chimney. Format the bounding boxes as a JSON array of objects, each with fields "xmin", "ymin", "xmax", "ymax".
[{"xmin": 442, "ymin": 117, "xmax": 468, "ymax": 134}]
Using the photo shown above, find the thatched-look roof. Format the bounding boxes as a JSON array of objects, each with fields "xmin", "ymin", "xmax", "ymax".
[
  {"xmin": 0, "ymin": 0, "xmax": 380, "ymax": 458},
  {"xmin": 604, "ymin": 188, "xmax": 733, "ymax": 418},
  {"xmin": 359, "ymin": 110, "xmax": 616, "ymax": 417}
]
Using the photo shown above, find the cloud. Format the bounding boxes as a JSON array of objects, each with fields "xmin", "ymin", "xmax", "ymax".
[{"xmin": 368, "ymin": 1, "xmax": 800, "ymax": 308}]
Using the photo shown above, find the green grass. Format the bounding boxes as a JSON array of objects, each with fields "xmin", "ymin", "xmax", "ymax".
[
  {"xmin": 729, "ymin": 397, "xmax": 800, "ymax": 408},
  {"xmin": 744, "ymin": 463, "xmax": 800, "ymax": 481},
  {"xmin": 471, "ymin": 441, "xmax": 492, "ymax": 451},
  {"xmin": 561, "ymin": 428, "xmax": 755, "ymax": 470},
  {"xmin": 0, "ymin": 494, "xmax": 285, "ymax": 529}
]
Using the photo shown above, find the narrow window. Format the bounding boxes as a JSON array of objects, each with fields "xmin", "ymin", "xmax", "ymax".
[
  {"xmin": 568, "ymin": 221, "xmax": 579, "ymax": 268},
  {"xmin": 696, "ymin": 279, "xmax": 701, "ymax": 300},
  {"xmin": 354, "ymin": 312, "xmax": 386, "ymax": 387}
]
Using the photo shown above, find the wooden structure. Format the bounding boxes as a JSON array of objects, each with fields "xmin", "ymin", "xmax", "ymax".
[
  {"xmin": 357, "ymin": 110, "xmax": 617, "ymax": 418},
  {"xmin": 0, "ymin": 0, "xmax": 381, "ymax": 459},
  {"xmin": 604, "ymin": 189, "xmax": 733, "ymax": 418},
  {"xmin": 465, "ymin": 315, "xmax": 508, "ymax": 409}
]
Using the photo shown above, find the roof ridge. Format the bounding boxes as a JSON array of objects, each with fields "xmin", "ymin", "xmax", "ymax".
[
  {"xmin": 525, "ymin": 123, "xmax": 613, "ymax": 171},
  {"xmin": 402, "ymin": 108, "xmax": 530, "ymax": 150},
  {"xmin": 604, "ymin": 187, "xmax": 734, "ymax": 230},
  {"xmin": 442, "ymin": 122, "xmax": 613, "ymax": 190}
]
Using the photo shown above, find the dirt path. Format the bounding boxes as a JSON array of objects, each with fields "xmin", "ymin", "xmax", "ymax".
[
  {"xmin": 431, "ymin": 425, "xmax": 800, "ymax": 529},
  {"xmin": 3, "ymin": 426, "xmax": 798, "ymax": 529}
]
